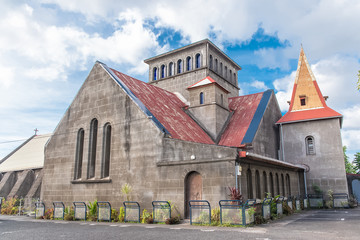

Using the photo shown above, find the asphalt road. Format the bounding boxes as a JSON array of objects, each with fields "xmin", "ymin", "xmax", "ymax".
[{"xmin": 1, "ymin": 208, "xmax": 360, "ymax": 240}]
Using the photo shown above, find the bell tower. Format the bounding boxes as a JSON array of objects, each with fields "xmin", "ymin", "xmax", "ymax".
[{"xmin": 277, "ymin": 47, "xmax": 348, "ymax": 197}]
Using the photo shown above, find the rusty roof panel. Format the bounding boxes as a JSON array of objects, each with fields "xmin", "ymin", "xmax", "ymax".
[
  {"xmin": 218, "ymin": 92, "xmax": 264, "ymax": 147},
  {"xmin": 109, "ymin": 68, "xmax": 214, "ymax": 145}
]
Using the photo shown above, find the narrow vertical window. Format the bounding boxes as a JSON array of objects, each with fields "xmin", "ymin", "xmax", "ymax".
[
  {"xmin": 286, "ymin": 174, "xmax": 291, "ymax": 196},
  {"xmin": 220, "ymin": 62, "xmax": 223, "ymax": 75},
  {"xmin": 186, "ymin": 56, "xmax": 191, "ymax": 71},
  {"xmin": 255, "ymin": 170, "xmax": 261, "ymax": 199},
  {"xmin": 263, "ymin": 171, "xmax": 268, "ymax": 196},
  {"xmin": 300, "ymin": 97, "xmax": 306, "ymax": 106},
  {"xmin": 275, "ymin": 173, "xmax": 279, "ymax": 195},
  {"xmin": 270, "ymin": 172, "xmax": 274, "ymax": 197},
  {"xmin": 153, "ymin": 67, "xmax": 157, "ymax": 80},
  {"xmin": 195, "ymin": 53, "xmax": 201, "ymax": 68},
  {"xmin": 169, "ymin": 62, "xmax": 174, "ymax": 76},
  {"xmin": 177, "ymin": 59, "xmax": 182, "ymax": 74},
  {"xmin": 215, "ymin": 59, "xmax": 218, "ymax": 72},
  {"xmin": 88, "ymin": 118, "xmax": 98, "ymax": 179},
  {"xmin": 220, "ymin": 94, "xmax": 224, "ymax": 106},
  {"xmin": 229, "ymin": 70, "xmax": 232, "ymax": 81},
  {"xmin": 306, "ymin": 136, "xmax": 315, "ymax": 155},
  {"xmin": 224, "ymin": 66, "xmax": 228, "ymax": 79},
  {"xmin": 209, "ymin": 55, "xmax": 213, "ymax": 69},
  {"xmin": 233, "ymin": 73, "xmax": 236, "ymax": 84},
  {"xmin": 74, "ymin": 128, "xmax": 84, "ymax": 180},
  {"xmin": 281, "ymin": 174, "xmax": 285, "ymax": 196},
  {"xmin": 200, "ymin": 92, "xmax": 204, "ymax": 105},
  {"xmin": 247, "ymin": 169, "xmax": 253, "ymax": 199},
  {"xmin": 161, "ymin": 65, "xmax": 165, "ymax": 78},
  {"xmin": 101, "ymin": 123, "xmax": 111, "ymax": 178}
]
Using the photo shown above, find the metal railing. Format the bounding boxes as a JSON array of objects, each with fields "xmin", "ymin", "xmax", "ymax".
[
  {"xmin": 53, "ymin": 202, "xmax": 65, "ymax": 220},
  {"xmin": 219, "ymin": 200, "xmax": 243, "ymax": 225},
  {"xmin": 308, "ymin": 194, "xmax": 324, "ymax": 208},
  {"xmin": 123, "ymin": 201, "xmax": 140, "ymax": 223},
  {"xmin": 152, "ymin": 201, "xmax": 171, "ymax": 223},
  {"xmin": 73, "ymin": 202, "xmax": 87, "ymax": 221},
  {"xmin": 333, "ymin": 193, "xmax": 349, "ymax": 208},
  {"xmin": 97, "ymin": 201, "xmax": 111, "ymax": 222},
  {"xmin": 189, "ymin": 200, "xmax": 211, "ymax": 225}
]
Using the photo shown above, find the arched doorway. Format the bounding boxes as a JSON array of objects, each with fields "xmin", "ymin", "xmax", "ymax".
[{"xmin": 184, "ymin": 171, "xmax": 202, "ymax": 218}]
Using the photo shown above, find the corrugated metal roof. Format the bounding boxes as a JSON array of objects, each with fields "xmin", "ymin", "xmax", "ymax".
[
  {"xmin": 109, "ymin": 68, "xmax": 215, "ymax": 145},
  {"xmin": 218, "ymin": 92, "xmax": 264, "ymax": 147},
  {"xmin": 0, "ymin": 134, "xmax": 51, "ymax": 172},
  {"xmin": 276, "ymin": 107, "xmax": 342, "ymax": 124}
]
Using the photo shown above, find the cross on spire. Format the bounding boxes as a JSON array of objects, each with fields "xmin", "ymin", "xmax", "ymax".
[{"xmin": 34, "ymin": 128, "xmax": 39, "ymax": 136}]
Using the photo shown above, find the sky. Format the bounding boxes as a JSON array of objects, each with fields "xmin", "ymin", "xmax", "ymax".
[{"xmin": 0, "ymin": 0, "xmax": 359, "ymax": 161}]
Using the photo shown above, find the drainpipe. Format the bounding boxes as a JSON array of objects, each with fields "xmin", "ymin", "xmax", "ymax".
[
  {"xmin": 304, "ymin": 171, "xmax": 308, "ymax": 197},
  {"xmin": 280, "ymin": 123, "xmax": 285, "ymax": 162}
]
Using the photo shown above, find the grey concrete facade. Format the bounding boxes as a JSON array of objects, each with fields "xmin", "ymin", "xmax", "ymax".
[
  {"xmin": 280, "ymin": 118, "xmax": 348, "ymax": 197},
  {"xmin": 145, "ymin": 40, "xmax": 240, "ymax": 100}
]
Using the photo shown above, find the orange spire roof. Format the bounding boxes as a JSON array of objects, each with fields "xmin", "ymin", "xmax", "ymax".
[{"xmin": 277, "ymin": 47, "xmax": 342, "ymax": 124}]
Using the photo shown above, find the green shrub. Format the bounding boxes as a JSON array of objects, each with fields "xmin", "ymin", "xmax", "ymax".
[
  {"xmin": 87, "ymin": 200, "xmax": 97, "ymax": 221},
  {"xmin": 141, "ymin": 209, "xmax": 152, "ymax": 224},
  {"xmin": 64, "ymin": 206, "xmax": 74, "ymax": 221},
  {"xmin": 118, "ymin": 207, "xmax": 125, "ymax": 222},
  {"xmin": 1, "ymin": 197, "xmax": 18, "ymax": 215},
  {"xmin": 43, "ymin": 208, "xmax": 54, "ymax": 220},
  {"xmin": 165, "ymin": 216, "xmax": 180, "ymax": 224},
  {"xmin": 111, "ymin": 209, "xmax": 119, "ymax": 222}
]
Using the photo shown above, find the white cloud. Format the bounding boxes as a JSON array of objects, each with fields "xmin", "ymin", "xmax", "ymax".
[{"xmin": 250, "ymin": 80, "xmax": 267, "ymax": 90}]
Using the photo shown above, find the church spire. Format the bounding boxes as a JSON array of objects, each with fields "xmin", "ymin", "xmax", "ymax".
[
  {"xmin": 277, "ymin": 47, "xmax": 342, "ymax": 124},
  {"xmin": 289, "ymin": 47, "xmax": 327, "ymax": 112}
]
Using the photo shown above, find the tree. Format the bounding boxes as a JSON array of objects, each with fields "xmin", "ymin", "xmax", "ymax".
[
  {"xmin": 343, "ymin": 146, "xmax": 355, "ymax": 174},
  {"xmin": 353, "ymin": 152, "xmax": 360, "ymax": 174}
]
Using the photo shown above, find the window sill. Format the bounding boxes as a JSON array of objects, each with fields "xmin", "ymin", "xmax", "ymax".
[{"xmin": 71, "ymin": 178, "xmax": 112, "ymax": 184}]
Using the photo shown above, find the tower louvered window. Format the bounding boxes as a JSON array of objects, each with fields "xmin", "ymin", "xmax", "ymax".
[{"xmin": 306, "ymin": 136, "xmax": 315, "ymax": 155}]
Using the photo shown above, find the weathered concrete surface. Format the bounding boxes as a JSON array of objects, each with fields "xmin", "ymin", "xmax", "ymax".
[
  {"xmin": 281, "ymin": 118, "xmax": 348, "ymax": 197},
  {"xmin": 0, "ymin": 171, "xmax": 17, "ymax": 197},
  {"xmin": 7, "ymin": 170, "xmax": 35, "ymax": 198}
]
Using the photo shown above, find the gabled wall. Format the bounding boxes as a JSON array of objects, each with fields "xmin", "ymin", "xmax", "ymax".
[{"xmin": 249, "ymin": 92, "xmax": 282, "ymax": 159}]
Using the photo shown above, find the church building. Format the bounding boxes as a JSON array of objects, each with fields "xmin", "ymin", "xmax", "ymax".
[{"xmin": 40, "ymin": 39, "xmax": 347, "ymax": 218}]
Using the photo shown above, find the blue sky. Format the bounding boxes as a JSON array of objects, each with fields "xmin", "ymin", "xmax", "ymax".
[{"xmin": 0, "ymin": 0, "xmax": 359, "ymax": 160}]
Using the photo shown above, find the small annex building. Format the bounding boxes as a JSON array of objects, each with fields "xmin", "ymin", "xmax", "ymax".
[
  {"xmin": 41, "ymin": 39, "xmax": 347, "ymax": 218},
  {"xmin": 0, "ymin": 133, "xmax": 51, "ymax": 210}
]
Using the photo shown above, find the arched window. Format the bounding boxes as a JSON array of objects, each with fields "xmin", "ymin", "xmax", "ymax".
[
  {"xmin": 275, "ymin": 173, "xmax": 280, "ymax": 195},
  {"xmin": 229, "ymin": 69, "xmax": 232, "ymax": 81},
  {"xmin": 224, "ymin": 66, "xmax": 228, "ymax": 79},
  {"xmin": 88, "ymin": 118, "xmax": 98, "ymax": 179},
  {"xmin": 177, "ymin": 59, "xmax": 183, "ymax": 74},
  {"xmin": 306, "ymin": 136, "xmax": 315, "ymax": 155},
  {"xmin": 215, "ymin": 59, "xmax": 218, "ymax": 72},
  {"xmin": 220, "ymin": 62, "xmax": 223, "ymax": 75},
  {"xmin": 263, "ymin": 171, "xmax": 268, "ymax": 196},
  {"xmin": 209, "ymin": 55, "xmax": 213, "ymax": 69},
  {"xmin": 255, "ymin": 170, "xmax": 261, "ymax": 199},
  {"xmin": 200, "ymin": 92, "xmax": 204, "ymax": 104},
  {"xmin": 74, "ymin": 128, "xmax": 84, "ymax": 180},
  {"xmin": 281, "ymin": 174, "xmax": 285, "ymax": 196},
  {"xmin": 247, "ymin": 169, "xmax": 253, "ymax": 199},
  {"xmin": 169, "ymin": 62, "xmax": 174, "ymax": 76},
  {"xmin": 233, "ymin": 73, "xmax": 236, "ymax": 84},
  {"xmin": 286, "ymin": 174, "xmax": 291, "ymax": 196},
  {"xmin": 153, "ymin": 67, "xmax": 158, "ymax": 80},
  {"xmin": 161, "ymin": 65, "xmax": 166, "ymax": 78},
  {"xmin": 101, "ymin": 123, "xmax": 111, "ymax": 178},
  {"xmin": 270, "ymin": 172, "xmax": 274, "ymax": 197},
  {"xmin": 195, "ymin": 53, "xmax": 201, "ymax": 68},
  {"xmin": 186, "ymin": 56, "xmax": 192, "ymax": 71}
]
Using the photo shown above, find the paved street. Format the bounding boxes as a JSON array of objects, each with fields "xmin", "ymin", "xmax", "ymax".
[{"xmin": 1, "ymin": 208, "xmax": 360, "ymax": 239}]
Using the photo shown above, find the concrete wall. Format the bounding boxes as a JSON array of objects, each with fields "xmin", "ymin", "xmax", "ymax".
[
  {"xmin": 250, "ymin": 92, "xmax": 282, "ymax": 159},
  {"xmin": 239, "ymin": 160, "xmax": 302, "ymax": 200},
  {"xmin": 147, "ymin": 42, "xmax": 239, "ymax": 100},
  {"xmin": 281, "ymin": 118, "xmax": 348, "ymax": 197}
]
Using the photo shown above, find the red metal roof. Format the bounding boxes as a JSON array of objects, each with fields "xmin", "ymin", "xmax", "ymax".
[
  {"xmin": 110, "ymin": 68, "xmax": 215, "ymax": 145},
  {"xmin": 218, "ymin": 92, "xmax": 264, "ymax": 147},
  {"xmin": 276, "ymin": 106, "xmax": 342, "ymax": 124}
]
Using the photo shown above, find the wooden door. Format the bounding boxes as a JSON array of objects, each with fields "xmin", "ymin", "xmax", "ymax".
[{"xmin": 185, "ymin": 171, "xmax": 202, "ymax": 218}]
